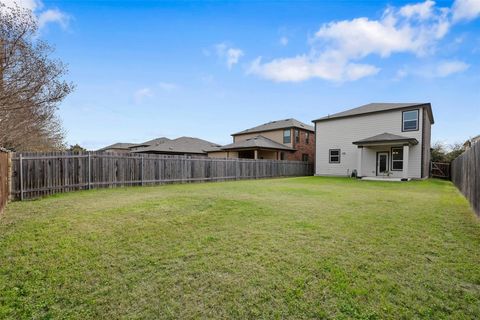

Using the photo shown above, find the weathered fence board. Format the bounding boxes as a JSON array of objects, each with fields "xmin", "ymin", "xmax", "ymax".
[
  {"xmin": 0, "ymin": 148, "xmax": 10, "ymax": 213},
  {"xmin": 10, "ymin": 152, "xmax": 312, "ymax": 200},
  {"xmin": 451, "ymin": 142, "xmax": 480, "ymax": 216}
]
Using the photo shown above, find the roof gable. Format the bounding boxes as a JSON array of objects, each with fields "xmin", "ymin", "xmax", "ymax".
[
  {"xmin": 232, "ymin": 118, "xmax": 314, "ymax": 136},
  {"xmin": 130, "ymin": 137, "xmax": 170, "ymax": 148},
  {"xmin": 313, "ymin": 103, "xmax": 434, "ymax": 124},
  {"xmin": 216, "ymin": 135, "xmax": 294, "ymax": 151},
  {"xmin": 132, "ymin": 136, "xmax": 220, "ymax": 154},
  {"xmin": 97, "ymin": 143, "xmax": 136, "ymax": 151}
]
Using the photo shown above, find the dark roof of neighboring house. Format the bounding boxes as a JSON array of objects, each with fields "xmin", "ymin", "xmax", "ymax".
[
  {"xmin": 209, "ymin": 135, "xmax": 295, "ymax": 152},
  {"xmin": 97, "ymin": 143, "xmax": 137, "ymax": 151},
  {"xmin": 129, "ymin": 137, "xmax": 170, "ymax": 148},
  {"xmin": 352, "ymin": 133, "xmax": 419, "ymax": 146},
  {"xmin": 232, "ymin": 118, "xmax": 314, "ymax": 136},
  {"xmin": 132, "ymin": 137, "xmax": 220, "ymax": 154},
  {"xmin": 313, "ymin": 103, "xmax": 434, "ymax": 124}
]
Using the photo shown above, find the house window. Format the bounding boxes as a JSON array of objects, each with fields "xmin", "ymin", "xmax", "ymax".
[
  {"xmin": 280, "ymin": 152, "xmax": 285, "ymax": 160},
  {"xmin": 302, "ymin": 154, "xmax": 309, "ymax": 162},
  {"xmin": 305, "ymin": 132, "xmax": 310, "ymax": 144},
  {"xmin": 392, "ymin": 147, "xmax": 404, "ymax": 171},
  {"xmin": 294, "ymin": 129, "xmax": 300, "ymax": 143},
  {"xmin": 329, "ymin": 149, "xmax": 341, "ymax": 163},
  {"xmin": 402, "ymin": 110, "xmax": 419, "ymax": 131},
  {"xmin": 283, "ymin": 129, "xmax": 291, "ymax": 143}
]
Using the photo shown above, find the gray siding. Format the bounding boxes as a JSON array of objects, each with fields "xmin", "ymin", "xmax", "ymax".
[
  {"xmin": 422, "ymin": 108, "xmax": 432, "ymax": 178},
  {"xmin": 315, "ymin": 108, "xmax": 430, "ymax": 179}
]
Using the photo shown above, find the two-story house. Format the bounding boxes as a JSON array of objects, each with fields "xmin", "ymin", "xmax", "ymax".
[
  {"xmin": 313, "ymin": 103, "xmax": 434, "ymax": 180},
  {"xmin": 207, "ymin": 119, "xmax": 315, "ymax": 163}
]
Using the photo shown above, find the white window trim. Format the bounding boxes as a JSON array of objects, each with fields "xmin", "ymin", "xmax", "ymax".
[
  {"xmin": 391, "ymin": 147, "xmax": 404, "ymax": 171},
  {"xmin": 329, "ymin": 149, "xmax": 341, "ymax": 164},
  {"xmin": 402, "ymin": 109, "xmax": 419, "ymax": 132}
]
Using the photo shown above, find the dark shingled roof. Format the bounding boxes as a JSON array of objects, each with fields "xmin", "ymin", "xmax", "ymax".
[
  {"xmin": 132, "ymin": 137, "xmax": 220, "ymax": 154},
  {"xmin": 210, "ymin": 135, "xmax": 295, "ymax": 152},
  {"xmin": 97, "ymin": 143, "xmax": 137, "ymax": 151},
  {"xmin": 313, "ymin": 103, "xmax": 434, "ymax": 124},
  {"xmin": 129, "ymin": 137, "xmax": 170, "ymax": 149},
  {"xmin": 232, "ymin": 118, "xmax": 314, "ymax": 136},
  {"xmin": 353, "ymin": 133, "xmax": 419, "ymax": 146}
]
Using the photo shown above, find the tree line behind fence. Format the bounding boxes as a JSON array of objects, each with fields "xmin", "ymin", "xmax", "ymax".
[
  {"xmin": 451, "ymin": 142, "xmax": 480, "ymax": 216},
  {"xmin": 10, "ymin": 152, "xmax": 313, "ymax": 200}
]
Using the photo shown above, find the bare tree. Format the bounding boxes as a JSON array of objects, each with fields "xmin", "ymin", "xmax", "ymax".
[{"xmin": 0, "ymin": 3, "xmax": 74, "ymax": 151}]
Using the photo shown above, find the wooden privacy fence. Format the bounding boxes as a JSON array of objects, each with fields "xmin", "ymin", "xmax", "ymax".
[
  {"xmin": 0, "ymin": 148, "xmax": 11, "ymax": 213},
  {"xmin": 451, "ymin": 142, "xmax": 479, "ymax": 216},
  {"xmin": 10, "ymin": 152, "xmax": 313, "ymax": 200}
]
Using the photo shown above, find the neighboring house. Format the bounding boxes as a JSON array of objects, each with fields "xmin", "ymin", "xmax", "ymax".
[
  {"xmin": 207, "ymin": 118, "xmax": 315, "ymax": 162},
  {"xmin": 131, "ymin": 136, "xmax": 221, "ymax": 156},
  {"xmin": 464, "ymin": 135, "xmax": 480, "ymax": 150},
  {"xmin": 129, "ymin": 137, "xmax": 170, "ymax": 151},
  {"xmin": 313, "ymin": 103, "xmax": 434, "ymax": 180},
  {"xmin": 97, "ymin": 143, "xmax": 137, "ymax": 153}
]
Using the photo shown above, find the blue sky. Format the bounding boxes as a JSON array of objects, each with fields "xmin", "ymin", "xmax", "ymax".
[{"xmin": 12, "ymin": 0, "xmax": 480, "ymax": 149}]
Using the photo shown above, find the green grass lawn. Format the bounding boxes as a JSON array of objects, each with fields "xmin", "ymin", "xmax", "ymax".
[{"xmin": 0, "ymin": 177, "xmax": 479, "ymax": 319}]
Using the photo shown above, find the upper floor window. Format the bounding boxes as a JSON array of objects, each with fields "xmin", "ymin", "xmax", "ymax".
[
  {"xmin": 402, "ymin": 110, "xmax": 419, "ymax": 131},
  {"xmin": 283, "ymin": 129, "xmax": 291, "ymax": 144},
  {"xmin": 294, "ymin": 129, "xmax": 300, "ymax": 143},
  {"xmin": 305, "ymin": 132, "xmax": 310, "ymax": 144},
  {"xmin": 329, "ymin": 149, "xmax": 341, "ymax": 163}
]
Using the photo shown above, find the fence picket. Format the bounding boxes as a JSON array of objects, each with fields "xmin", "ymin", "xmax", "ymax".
[
  {"xmin": 451, "ymin": 143, "xmax": 480, "ymax": 216},
  {"xmin": 9, "ymin": 152, "xmax": 312, "ymax": 200}
]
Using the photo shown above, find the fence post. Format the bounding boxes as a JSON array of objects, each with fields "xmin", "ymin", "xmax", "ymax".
[
  {"xmin": 19, "ymin": 153, "xmax": 24, "ymax": 201},
  {"xmin": 88, "ymin": 153, "xmax": 91, "ymax": 190},
  {"xmin": 7, "ymin": 152, "xmax": 12, "ymax": 201},
  {"xmin": 236, "ymin": 159, "xmax": 239, "ymax": 180},
  {"xmin": 141, "ymin": 155, "xmax": 144, "ymax": 186}
]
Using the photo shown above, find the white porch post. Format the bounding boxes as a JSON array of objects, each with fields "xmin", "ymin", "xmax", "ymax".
[
  {"xmin": 357, "ymin": 146, "xmax": 363, "ymax": 177},
  {"xmin": 254, "ymin": 150, "xmax": 258, "ymax": 160},
  {"xmin": 402, "ymin": 144, "xmax": 410, "ymax": 179}
]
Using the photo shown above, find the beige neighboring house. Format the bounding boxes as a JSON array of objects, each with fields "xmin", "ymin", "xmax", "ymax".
[
  {"xmin": 207, "ymin": 118, "xmax": 315, "ymax": 162},
  {"xmin": 313, "ymin": 103, "xmax": 434, "ymax": 180},
  {"xmin": 97, "ymin": 143, "xmax": 137, "ymax": 153}
]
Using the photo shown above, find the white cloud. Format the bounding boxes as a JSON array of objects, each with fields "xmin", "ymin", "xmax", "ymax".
[
  {"xmin": 279, "ymin": 36, "xmax": 289, "ymax": 46},
  {"xmin": 435, "ymin": 60, "xmax": 470, "ymax": 77},
  {"xmin": 215, "ymin": 43, "xmax": 244, "ymax": 69},
  {"xmin": 313, "ymin": 5, "xmax": 450, "ymax": 59},
  {"xmin": 158, "ymin": 82, "xmax": 178, "ymax": 91},
  {"xmin": 0, "ymin": 0, "xmax": 69, "ymax": 29},
  {"xmin": 399, "ymin": 0, "xmax": 436, "ymax": 20},
  {"xmin": 38, "ymin": 8, "xmax": 69, "ymax": 29},
  {"xmin": 248, "ymin": 1, "xmax": 461, "ymax": 82},
  {"xmin": 452, "ymin": 0, "xmax": 480, "ymax": 22},
  {"xmin": 398, "ymin": 60, "xmax": 470, "ymax": 78},
  {"xmin": 134, "ymin": 88, "xmax": 154, "ymax": 104},
  {"xmin": 247, "ymin": 55, "xmax": 379, "ymax": 82}
]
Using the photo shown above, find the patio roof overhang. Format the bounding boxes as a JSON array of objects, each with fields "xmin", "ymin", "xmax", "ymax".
[{"xmin": 352, "ymin": 133, "xmax": 418, "ymax": 147}]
